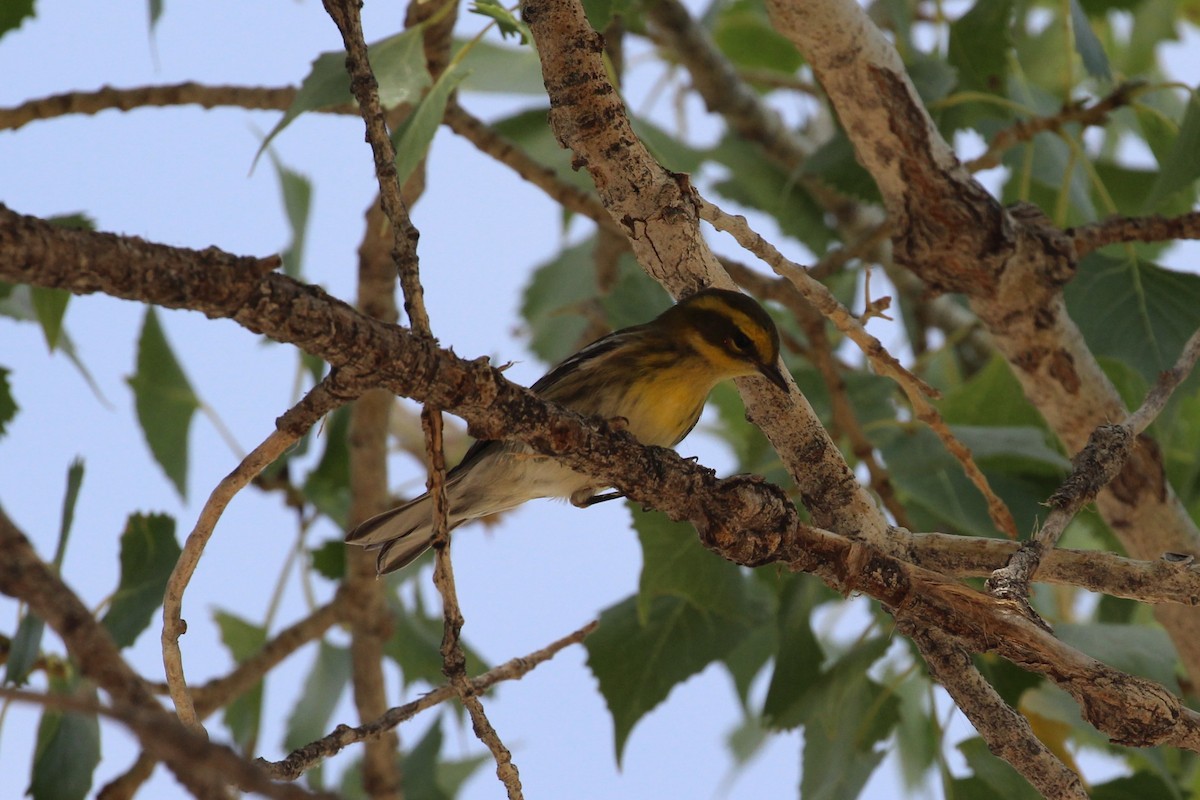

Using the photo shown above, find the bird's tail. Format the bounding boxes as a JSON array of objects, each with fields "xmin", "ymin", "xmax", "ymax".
[{"xmin": 346, "ymin": 493, "xmax": 448, "ymax": 574}]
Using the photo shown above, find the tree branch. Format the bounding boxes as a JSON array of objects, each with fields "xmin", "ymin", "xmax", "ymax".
[
  {"xmin": 162, "ymin": 373, "xmax": 357, "ymax": 731},
  {"xmin": 907, "ymin": 626, "xmax": 1089, "ymax": 799},
  {"xmin": 261, "ymin": 621, "xmax": 596, "ymax": 780},
  {"xmin": 1069, "ymin": 210, "xmax": 1200, "ymax": 258}
]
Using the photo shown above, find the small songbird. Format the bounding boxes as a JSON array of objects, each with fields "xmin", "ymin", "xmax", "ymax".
[{"xmin": 346, "ymin": 287, "xmax": 788, "ymax": 574}]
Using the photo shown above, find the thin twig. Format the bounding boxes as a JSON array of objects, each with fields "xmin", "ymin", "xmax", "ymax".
[
  {"xmin": 261, "ymin": 620, "xmax": 597, "ymax": 781},
  {"xmin": 964, "ymin": 82, "xmax": 1144, "ymax": 172},
  {"xmin": 988, "ymin": 325, "xmax": 1200, "ymax": 606},
  {"xmin": 162, "ymin": 376, "xmax": 354, "ymax": 731},
  {"xmin": 1069, "ymin": 210, "xmax": 1200, "ymax": 257},
  {"xmin": 444, "ymin": 101, "xmax": 618, "ymax": 235},
  {"xmin": 699, "ymin": 196, "xmax": 1019, "ymax": 540},
  {"xmin": 0, "ymin": 83, "xmax": 312, "ymax": 131}
]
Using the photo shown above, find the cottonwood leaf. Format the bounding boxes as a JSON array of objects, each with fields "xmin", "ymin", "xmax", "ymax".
[
  {"xmin": 100, "ymin": 513, "xmax": 180, "ymax": 649},
  {"xmin": 127, "ymin": 307, "xmax": 199, "ymax": 498}
]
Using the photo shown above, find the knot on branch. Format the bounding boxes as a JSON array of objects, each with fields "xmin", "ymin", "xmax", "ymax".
[
  {"xmin": 694, "ymin": 475, "xmax": 796, "ymax": 567},
  {"xmin": 1010, "ymin": 201, "xmax": 1077, "ymax": 287},
  {"xmin": 1050, "ymin": 424, "xmax": 1132, "ymax": 509},
  {"xmin": 1074, "ymin": 672, "xmax": 1180, "ymax": 747}
]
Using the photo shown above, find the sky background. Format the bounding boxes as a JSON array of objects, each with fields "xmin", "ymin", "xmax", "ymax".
[{"xmin": 1, "ymin": 2, "xmax": 1196, "ymax": 799}]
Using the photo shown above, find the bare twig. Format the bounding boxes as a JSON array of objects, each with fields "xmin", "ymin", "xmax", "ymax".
[
  {"xmin": 444, "ymin": 101, "xmax": 618, "ymax": 235},
  {"xmin": 261, "ymin": 621, "xmax": 596, "ymax": 781},
  {"xmin": 1070, "ymin": 210, "xmax": 1200, "ymax": 258},
  {"xmin": 0, "ymin": 83, "xmax": 310, "ymax": 131},
  {"xmin": 903, "ymin": 529, "xmax": 1200, "ymax": 605},
  {"xmin": 964, "ymin": 82, "xmax": 1144, "ymax": 172},
  {"xmin": 989, "ymin": 325, "xmax": 1200, "ymax": 602},
  {"xmin": 162, "ymin": 375, "xmax": 355, "ymax": 731}
]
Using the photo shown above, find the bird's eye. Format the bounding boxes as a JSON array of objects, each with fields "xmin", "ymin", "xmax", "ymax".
[{"xmin": 728, "ymin": 331, "xmax": 753, "ymax": 352}]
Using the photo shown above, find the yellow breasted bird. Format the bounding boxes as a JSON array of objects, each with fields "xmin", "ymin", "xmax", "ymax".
[{"xmin": 346, "ymin": 287, "xmax": 788, "ymax": 574}]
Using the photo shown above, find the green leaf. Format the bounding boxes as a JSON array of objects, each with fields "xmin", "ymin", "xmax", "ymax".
[
  {"xmin": 284, "ymin": 642, "xmax": 352, "ymax": 752},
  {"xmin": 951, "ymin": 425, "xmax": 1071, "ymax": 474},
  {"xmin": 30, "ymin": 286, "xmax": 70, "ymax": 351},
  {"xmin": 0, "ymin": 0, "xmax": 34, "ymax": 41},
  {"xmin": 271, "ymin": 155, "xmax": 313, "ymax": 278},
  {"xmin": 1001, "ymin": 80, "xmax": 1095, "ymax": 223},
  {"xmin": 630, "ymin": 117, "xmax": 706, "ymax": 174},
  {"xmin": 632, "ymin": 506, "xmax": 754, "ymax": 623},
  {"xmin": 302, "ymin": 405, "xmax": 352, "ymax": 525},
  {"xmin": 1069, "ymin": 0, "xmax": 1112, "ymax": 80},
  {"xmin": 0, "ymin": 366, "xmax": 16, "ymax": 438},
  {"xmin": 0, "ymin": 287, "xmax": 108, "ymax": 405},
  {"xmin": 726, "ymin": 713, "xmax": 769, "ymax": 766},
  {"xmin": 492, "ymin": 107, "xmax": 597, "ymax": 194},
  {"xmin": 907, "ymin": 54, "xmax": 959, "ymax": 105},
  {"xmin": 454, "ymin": 40, "xmax": 545, "ymax": 96},
  {"xmin": 215, "ymin": 610, "xmax": 268, "ymax": 754},
  {"xmin": 948, "ymin": 0, "xmax": 1013, "ymax": 93},
  {"xmin": 258, "ymin": 27, "xmax": 432, "ymax": 161},
  {"xmin": 712, "ymin": 1, "xmax": 804, "ymax": 74},
  {"xmin": 801, "ymin": 129, "xmax": 881, "ymax": 203},
  {"xmin": 309, "ymin": 538, "xmax": 346, "ymax": 580},
  {"xmin": 710, "ymin": 134, "xmax": 836, "ymax": 253},
  {"xmin": 581, "ymin": 0, "xmax": 635, "ymax": 32},
  {"xmin": 894, "ymin": 672, "xmax": 937, "ymax": 789},
  {"xmin": 798, "ymin": 638, "xmax": 899, "ymax": 800},
  {"xmin": 100, "ymin": 513, "xmax": 181, "ymax": 649},
  {"xmin": 1091, "ymin": 772, "xmax": 1180, "ymax": 800},
  {"xmin": 761, "ymin": 575, "xmax": 826, "ymax": 728},
  {"xmin": 1056, "ymin": 623, "xmax": 1181, "ymax": 693},
  {"xmin": 400, "ymin": 719, "xmax": 450, "ymax": 800},
  {"xmin": 1144, "ymin": 88, "xmax": 1200, "ymax": 211},
  {"xmin": 5, "ymin": 614, "xmax": 44, "ymax": 687},
  {"xmin": 53, "ymin": 458, "xmax": 85, "ymax": 569},
  {"xmin": 392, "ymin": 62, "xmax": 471, "ymax": 188},
  {"xmin": 28, "ymin": 675, "xmax": 101, "ymax": 800},
  {"xmin": 957, "ymin": 737, "xmax": 1043, "ymax": 800},
  {"xmin": 127, "ymin": 307, "xmax": 199, "ymax": 498},
  {"xmin": 1065, "ymin": 254, "xmax": 1200, "ymax": 385},
  {"xmin": 520, "ymin": 240, "xmax": 600, "ymax": 364},
  {"xmin": 7, "ymin": 460, "xmax": 85, "ymax": 685},
  {"xmin": 586, "ymin": 593, "xmax": 754, "ymax": 760},
  {"xmin": 938, "ymin": 356, "xmax": 1046, "ymax": 429},
  {"xmin": 147, "ymin": 0, "xmax": 163, "ymax": 29},
  {"xmin": 470, "ymin": 0, "xmax": 530, "ymax": 43},
  {"xmin": 876, "ymin": 424, "xmax": 1052, "ymax": 538}
]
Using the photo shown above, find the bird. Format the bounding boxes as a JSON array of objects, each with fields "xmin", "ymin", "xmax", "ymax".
[{"xmin": 346, "ymin": 287, "xmax": 789, "ymax": 574}]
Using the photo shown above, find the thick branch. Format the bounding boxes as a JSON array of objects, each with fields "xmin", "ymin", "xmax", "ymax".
[{"xmin": 908, "ymin": 627, "xmax": 1089, "ymax": 799}]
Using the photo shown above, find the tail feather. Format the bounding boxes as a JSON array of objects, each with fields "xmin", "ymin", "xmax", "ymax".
[
  {"xmin": 346, "ymin": 494, "xmax": 440, "ymax": 575},
  {"xmin": 374, "ymin": 531, "xmax": 438, "ymax": 574}
]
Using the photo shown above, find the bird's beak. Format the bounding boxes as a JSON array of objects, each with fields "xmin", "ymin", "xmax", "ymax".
[{"xmin": 757, "ymin": 361, "xmax": 790, "ymax": 392}]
